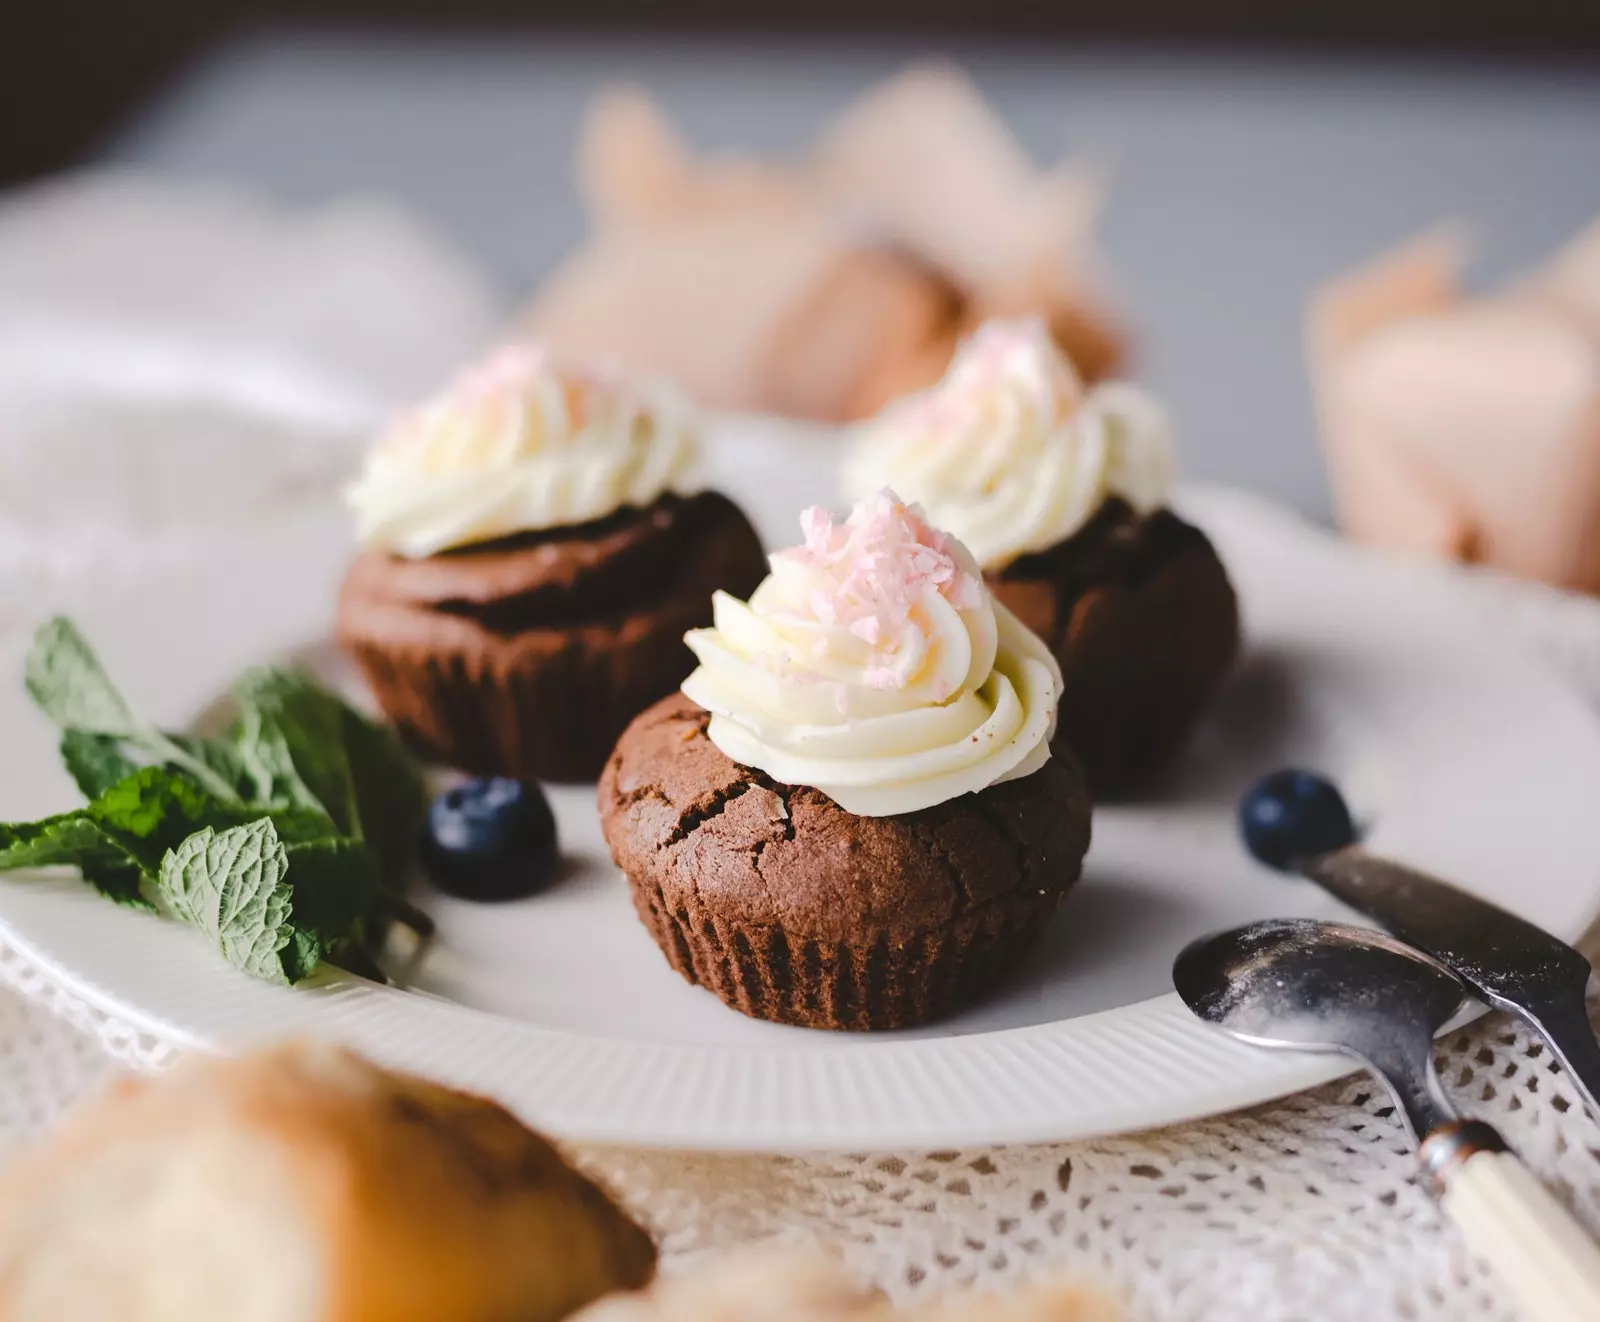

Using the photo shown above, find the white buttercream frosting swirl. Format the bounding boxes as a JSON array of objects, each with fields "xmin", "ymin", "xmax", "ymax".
[
  {"xmin": 349, "ymin": 342, "xmax": 697, "ymax": 556},
  {"xmin": 681, "ymin": 491, "xmax": 1063, "ymax": 817},
  {"xmin": 842, "ymin": 317, "xmax": 1176, "ymax": 569}
]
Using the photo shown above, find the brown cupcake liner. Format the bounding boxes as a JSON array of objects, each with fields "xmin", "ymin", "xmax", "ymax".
[
  {"xmin": 1049, "ymin": 543, "xmax": 1238, "ymax": 795},
  {"xmin": 345, "ymin": 619, "xmax": 702, "ymax": 785},
  {"xmin": 627, "ymin": 873, "xmax": 1065, "ymax": 1032},
  {"xmin": 339, "ymin": 492, "xmax": 767, "ymax": 784},
  {"xmin": 989, "ymin": 507, "xmax": 1240, "ymax": 794}
]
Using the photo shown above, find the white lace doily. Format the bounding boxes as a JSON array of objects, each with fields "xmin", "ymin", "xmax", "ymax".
[
  {"xmin": 3, "ymin": 926, "xmax": 1597, "ymax": 1322},
  {"xmin": 5, "ymin": 175, "xmax": 1600, "ymax": 1322}
]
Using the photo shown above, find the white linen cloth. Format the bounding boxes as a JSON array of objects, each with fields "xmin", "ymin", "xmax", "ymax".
[{"xmin": 4, "ymin": 176, "xmax": 1600, "ymax": 1322}]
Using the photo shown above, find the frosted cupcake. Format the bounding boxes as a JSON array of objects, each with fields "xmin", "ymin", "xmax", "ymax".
[
  {"xmin": 843, "ymin": 318, "xmax": 1239, "ymax": 792},
  {"xmin": 338, "ymin": 343, "xmax": 766, "ymax": 782},
  {"xmin": 599, "ymin": 492, "xmax": 1092, "ymax": 1030}
]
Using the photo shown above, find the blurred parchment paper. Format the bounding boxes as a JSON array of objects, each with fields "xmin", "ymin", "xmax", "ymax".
[
  {"xmin": 1309, "ymin": 219, "xmax": 1600, "ymax": 593},
  {"xmin": 521, "ymin": 65, "xmax": 1124, "ymax": 424}
]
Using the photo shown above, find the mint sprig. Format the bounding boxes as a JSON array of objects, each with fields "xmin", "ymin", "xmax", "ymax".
[
  {"xmin": 0, "ymin": 618, "xmax": 429, "ymax": 984},
  {"xmin": 26, "ymin": 618, "xmax": 240, "ymax": 800}
]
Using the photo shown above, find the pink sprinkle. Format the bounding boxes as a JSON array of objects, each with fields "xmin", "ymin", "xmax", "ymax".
[
  {"xmin": 420, "ymin": 341, "xmax": 644, "ymax": 442},
  {"xmin": 862, "ymin": 663, "xmax": 900, "ymax": 690},
  {"xmin": 939, "ymin": 317, "xmax": 1082, "ymax": 425},
  {"xmin": 798, "ymin": 505, "xmax": 831, "ymax": 546},
  {"xmin": 964, "ymin": 316, "xmax": 1049, "ymax": 375},
  {"xmin": 454, "ymin": 342, "xmax": 549, "ymax": 402},
  {"xmin": 770, "ymin": 490, "xmax": 984, "ymax": 693}
]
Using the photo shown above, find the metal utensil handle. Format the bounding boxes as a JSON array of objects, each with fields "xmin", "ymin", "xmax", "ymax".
[
  {"xmin": 1527, "ymin": 997, "xmax": 1600, "ymax": 1124},
  {"xmin": 1443, "ymin": 1148, "xmax": 1600, "ymax": 1322}
]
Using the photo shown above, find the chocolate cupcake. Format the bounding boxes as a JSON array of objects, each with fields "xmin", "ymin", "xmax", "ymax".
[
  {"xmin": 599, "ymin": 493, "xmax": 1092, "ymax": 1031},
  {"xmin": 843, "ymin": 317, "xmax": 1240, "ymax": 792},
  {"xmin": 338, "ymin": 344, "xmax": 766, "ymax": 782}
]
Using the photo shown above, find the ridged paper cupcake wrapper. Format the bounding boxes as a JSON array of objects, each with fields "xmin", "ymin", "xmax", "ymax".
[
  {"xmin": 627, "ymin": 874, "xmax": 1064, "ymax": 1032},
  {"xmin": 338, "ymin": 492, "xmax": 769, "ymax": 785},
  {"xmin": 988, "ymin": 516, "xmax": 1240, "ymax": 795},
  {"xmin": 344, "ymin": 623, "xmax": 699, "ymax": 784}
]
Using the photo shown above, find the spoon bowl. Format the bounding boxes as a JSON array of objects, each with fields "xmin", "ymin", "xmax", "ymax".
[
  {"xmin": 1174, "ymin": 918, "xmax": 1466, "ymax": 1143},
  {"xmin": 1174, "ymin": 917, "xmax": 1466, "ymax": 1054}
]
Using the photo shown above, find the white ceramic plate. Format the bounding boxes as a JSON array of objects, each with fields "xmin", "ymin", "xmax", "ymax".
[{"xmin": 3, "ymin": 425, "xmax": 1600, "ymax": 1152}]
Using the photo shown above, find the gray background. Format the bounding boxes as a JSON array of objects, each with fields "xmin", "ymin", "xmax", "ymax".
[{"xmin": 107, "ymin": 31, "xmax": 1600, "ymax": 521}]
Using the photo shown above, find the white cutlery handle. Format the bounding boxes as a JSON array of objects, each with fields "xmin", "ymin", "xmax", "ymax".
[{"xmin": 1442, "ymin": 1148, "xmax": 1600, "ymax": 1322}]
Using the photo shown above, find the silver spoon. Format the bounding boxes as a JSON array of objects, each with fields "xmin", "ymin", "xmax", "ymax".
[{"xmin": 1175, "ymin": 919, "xmax": 1600, "ymax": 1322}]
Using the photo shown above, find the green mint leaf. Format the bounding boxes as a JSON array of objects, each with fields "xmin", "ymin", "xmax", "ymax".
[
  {"xmin": 26, "ymin": 619, "xmax": 239, "ymax": 802},
  {"xmin": 277, "ymin": 839, "xmax": 381, "ymax": 982},
  {"xmin": 59, "ymin": 730, "xmax": 139, "ymax": 800},
  {"xmin": 87, "ymin": 767, "xmax": 227, "ymax": 872},
  {"xmin": 0, "ymin": 814, "xmax": 118, "ymax": 869},
  {"xmin": 284, "ymin": 927, "xmax": 324, "ymax": 984},
  {"xmin": 228, "ymin": 667, "xmax": 424, "ymax": 873},
  {"xmin": 166, "ymin": 734, "xmax": 254, "ymax": 801},
  {"xmin": 85, "ymin": 765, "xmax": 338, "ymax": 871},
  {"xmin": 287, "ymin": 838, "xmax": 379, "ymax": 939},
  {"xmin": 340, "ymin": 704, "xmax": 425, "ymax": 881},
  {"xmin": 226, "ymin": 703, "xmax": 336, "ymax": 825},
  {"xmin": 229, "ymin": 703, "xmax": 302, "ymax": 804},
  {"xmin": 81, "ymin": 858, "xmax": 153, "ymax": 909},
  {"xmin": 0, "ymin": 815, "xmax": 152, "ymax": 909},
  {"xmin": 11, "ymin": 627, "xmax": 419, "ymax": 982},
  {"xmin": 263, "ymin": 807, "xmax": 347, "ymax": 846},
  {"xmin": 0, "ymin": 763, "xmax": 336, "ymax": 919},
  {"xmin": 24, "ymin": 618, "xmax": 139, "ymax": 736},
  {"xmin": 158, "ymin": 819, "xmax": 295, "ymax": 984},
  {"xmin": 232, "ymin": 669, "xmax": 361, "ymax": 836},
  {"xmin": 60, "ymin": 728, "xmax": 251, "ymax": 807}
]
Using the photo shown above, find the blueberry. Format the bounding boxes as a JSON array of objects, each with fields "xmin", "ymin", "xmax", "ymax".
[
  {"xmin": 1238, "ymin": 768, "xmax": 1357, "ymax": 871},
  {"xmin": 421, "ymin": 777, "xmax": 558, "ymax": 901}
]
